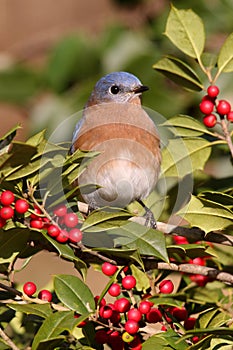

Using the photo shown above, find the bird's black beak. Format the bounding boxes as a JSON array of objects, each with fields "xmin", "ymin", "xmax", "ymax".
[{"xmin": 133, "ymin": 85, "xmax": 149, "ymax": 94}]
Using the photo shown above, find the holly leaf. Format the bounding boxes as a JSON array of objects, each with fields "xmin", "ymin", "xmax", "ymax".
[{"xmin": 217, "ymin": 32, "xmax": 233, "ymax": 73}]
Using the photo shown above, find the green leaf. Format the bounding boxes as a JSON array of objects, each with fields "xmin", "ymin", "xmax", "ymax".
[
  {"xmin": 153, "ymin": 56, "xmax": 203, "ymax": 91},
  {"xmin": 109, "ymin": 221, "xmax": 169, "ymax": 262},
  {"xmin": 162, "ymin": 137, "xmax": 211, "ymax": 178},
  {"xmin": 0, "ymin": 229, "xmax": 30, "ymax": 260},
  {"xmin": 177, "ymin": 195, "xmax": 233, "ymax": 232},
  {"xmin": 31, "ymin": 311, "xmax": 82, "ymax": 350},
  {"xmin": 149, "ymin": 297, "xmax": 183, "ymax": 308},
  {"xmin": 143, "ymin": 329, "xmax": 187, "ymax": 350},
  {"xmin": 198, "ymin": 191, "xmax": 233, "ymax": 208},
  {"xmin": 0, "ymin": 124, "xmax": 21, "ymax": 152},
  {"xmin": 201, "ymin": 52, "xmax": 218, "ymax": 70},
  {"xmin": 8, "ymin": 303, "xmax": 52, "ymax": 318},
  {"xmin": 217, "ymin": 32, "xmax": 233, "ymax": 73},
  {"xmin": 54, "ymin": 275, "xmax": 95, "ymax": 314},
  {"xmin": 162, "ymin": 115, "xmax": 214, "ymax": 137},
  {"xmin": 165, "ymin": 5, "xmax": 205, "ymax": 59},
  {"xmin": 81, "ymin": 210, "xmax": 132, "ymax": 231},
  {"xmin": 130, "ymin": 264, "xmax": 150, "ymax": 292}
]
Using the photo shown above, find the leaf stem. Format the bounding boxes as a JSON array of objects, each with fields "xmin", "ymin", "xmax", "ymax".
[
  {"xmin": 220, "ymin": 118, "xmax": 233, "ymax": 159},
  {"xmin": 0, "ymin": 328, "xmax": 20, "ymax": 350}
]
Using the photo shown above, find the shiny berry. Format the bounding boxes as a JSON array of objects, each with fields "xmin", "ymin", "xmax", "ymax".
[
  {"xmin": 47, "ymin": 224, "xmax": 60, "ymax": 237},
  {"xmin": 217, "ymin": 100, "xmax": 231, "ymax": 115},
  {"xmin": 207, "ymin": 85, "xmax": 219, "ymax": 98},
  {"xmin": 0, "ymin": 190, "xmax": 15, "ymax": 206},
  {"xmin": 30, "ymin": 219, "xmax": 43, "ymax": 229},
  {"xmin": 122, "ymin": 275, "xmax": 136, "ymax": 290},
  {"xmin": 127, "ymin": 308, "xmax": 142, "ymax": 322},
  {"xmin": 139, "ymin": 300, "xmax": 152, "ymax": 314},
  {"xmin": 203, "ymin": 114, "xmax": 217, "ymax": 128},
  {"xmin": 30, "ymin": 206, "xmax": 42, "ymax": 219},
  {"xmin": 114, "ymin": 297, "xmax": 131, "ymax": 313},
  {"xmin": 159, "ymin": 279, "xmax": 174, "ymax": 294},
  {"xmin": 108, "ymin": 283, "xmax": 121, "ymax": 297},
  {"xmin": 38, "ymin": 289, "xmax": 52, "ymax": 302},
  {"xmin": 173, "ymin": 235, "xmax": 189, "ymax": 244},
  {"xmin": 124, "ymin": 320, "xmax": 139, "ymax": 335},
  {"xmin": 172, "ymin": 307, "xmax": 188, "ymax": 321},
  {"xmin": 189, "ymin": 257, "xmax": 205, "ymax": 266},
  {"xmin": 101, "ymin": 262, "xmax": 118, "ymax": 276},
  {"xmin": 23, "ymin": 281, "xmax": 37, "ymax": 296},
  {"xmin": 69, "ymin": 228, "xmax": 83, "ymax": 243},
  {"xmin": 53, "ymin": 204, "xmax": 67, "ymax": 217},
  {"xmin": 146, "ymin": 308, "xmax": 162, "ymax": 323},
  {"xmin": 56, "ymin": 229, "xmax": 69, "ymax": 243},
  {"xmin": 227, "ymin": 111, "xmax": 233, "ymax": 122},
  {"xmin": 0, "ymin": 206, "xmax": 14, "ymax": 220},
  {"xmin": 199, "ymin": 100, "xmax": 214, "ymax": 114},
  {"xmin": 99, "ymin": 305, "xmax": 113, "ymax": 319},
  {"xmin": 15, "ymin": 199, "xmax": 29, "ymax": 214},
  {"xmin": 64, "ymin": 213, "xmax": 78, "ymax": 228},
  {"xmin": 94, "ymin": 295, "xmax": 106, "ymax": 307}
]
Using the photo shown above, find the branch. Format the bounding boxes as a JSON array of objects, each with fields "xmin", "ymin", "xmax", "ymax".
[
  {"xmin": 0, "ymin": 327, "xmax": 20, "ymax": 350},
  {"xmin": 145, "ymin": 261, "xmax": 233, "ymax": 285}
]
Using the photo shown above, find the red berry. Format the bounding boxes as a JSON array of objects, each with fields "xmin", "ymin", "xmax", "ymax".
[
  {"xmin": 114, "ymin": 297, "xmax": 131, "ymax": 313},
  {"xmin": 192, "ymin": 336, "xmax": 200, "ymax": 344},
  {"xmin": 122, "ymin": 275, "xmax": 136, "ymax": 290},
  {"xmin": 63, "ymin": 213, "xmax": 78, "ymax": 228},
  {"xmin": 139, "ymin": 300, "xmax": 152, "ymax": 314},
  {"xmin": 94, "ymin": 295, "xmax": 106, "ymax": 307},
  {"xmin": 189, "ymin": 257, "xmax": 205, "ymax": 266},
  {"xmin": 124, "ymin": 320, "xmax": 139, "ymax": 335},
  {"xmin": 203, "ymin": 114, "xmax": 217, "ymax": 128},
  {"xmin": 95, "ymin": 329, "xmax": 109, "ymax": 344},
  {"xmin": 101, "ymin": 262, "xmax": 118, "ymax": 276},
  {"xmin": 108, "ymin": 283, "xmax": 121, "ymax": 297},
  {"xmin": 207, "ymin": 85, "xmax": 219, "ymax": 98},
  {"xmin": 53, "ymin": 204, "xmax": 67, "ymax": 217},
  {"xmin": 173, "ymin": 235, "xmax": 189, "ymax": 244},
  {"xmin": 38, "ymin": 289, "xmax": 52, "ymax": 302},
  {"xmin": 128, "ymin": 335, "xmax": 142, "ymax": 349},
  {"xmin": 190, "ymin": 274, "xmax": 210, "ymax": 287},
  {"xmin": 99, "ymin": 305, "xmax": 113, "ymax": 319},
  {"xmin": 47, "ymin": 224, "xmax": 60, "ymax": 237},
  {"xmin": 0, "ymin": 190, "xmax": 15, "ymax": 206},
  {"xmin": 172, "ymin": 307, "xmax": 188, "ymax": 321},
  {"xmin": 15, "ymin": 199, "xmax": 29, "ymax": 214},
  {"xmin": 69, "ymin": 228, "xmax": 83, "ymax": 243},
  {"xmin": 146, "ymin": 308, "xmax": 162, "ymax": 323},
  {"xmin": 127, "ymin": 308, "xmax": 142, "ymax": 322},
  {"xmin": 30, "ymin": 206, "xmax": 42, "ymax": 219},
  {"xmin": 23, "ymin": 281, "xmax": 37, "ymax": 296},
  {"xmin": 217, "ymin": 100, "xmax": 231, "ymax": 115},
  {"xmin": 0, "ymin": 206, "xmax": 14, "ymax": 220},
  {"xmin": 227, "ymin": 111, "xmax": 233, "ymax": 122},
  {"xmin": 56, "ymin": 229, "xmax": 69, "ymax": 243},
  {"xmin": 184, "ymin": 317, "xmax": 196, "ymax": 330},
  {"xmin": 110, "ymin": 309, "xmax": 121, "ymax": 324},
  {"xmin": 0, "ymin": 217, "xmax": 6, "ymax": 228},
  {"xmin": 199, "ymin": 100, "xmax": 214, "ymax": 114},
  {"xmin": 159, "ymin": 279, "xmax": 174, "ymax": 294},
  {"xmin": 30, "ymin": 219, "xmax": 44, "ymax": 229}
]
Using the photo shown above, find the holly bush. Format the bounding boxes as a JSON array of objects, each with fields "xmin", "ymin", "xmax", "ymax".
[{"xmin": 0, "ymin": 5, "xmax": 233, "ymax": 350}]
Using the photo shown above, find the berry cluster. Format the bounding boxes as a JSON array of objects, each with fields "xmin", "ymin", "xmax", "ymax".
[
  {"xmin": 87, "ymin": 262, "xmax": 199, "ymax": 350},
  {"xmin": 0, "ymin": 190, "xmax": 83, "ymax": 245},
  {"xmin": 23, "ymin": 281, "xmax": 53, "ymax": 302},
  {"xmin": 199, "ymin": 85, "xmax": 233, "ymax": 127}
]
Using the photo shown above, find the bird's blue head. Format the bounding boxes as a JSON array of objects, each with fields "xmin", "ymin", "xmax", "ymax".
[{"xmin": 87, "ymin": 72, "xmax": 149, "ymax": 106}]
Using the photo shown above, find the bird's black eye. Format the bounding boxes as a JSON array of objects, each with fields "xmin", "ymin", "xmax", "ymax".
[{"xmin": 110, "ymin": 85, "xmax": 120, "ymax": 94}]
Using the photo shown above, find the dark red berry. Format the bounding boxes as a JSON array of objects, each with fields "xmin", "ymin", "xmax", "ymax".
[
  {"xmin": 94, "ymin": 295, "xmax": 106, "ymax": 307},
  {"xmin": 139, "ymin": 300, "xmax": 151, "ymax": 314},
  {"xmin": 199, "ymin": 100, "xmax": 214, "ymax": 114},
  {"xmin": 207, "ymin": 85, "xmax": 219, "ymax": 98},
  {"xmin": 0, "ymin": 206, "xmax": 14, "ymax": 220},
  {"xmin": 159, "ymin": 279, "xmax": 174, "ymax": 294},
  {"xmin": 122, "ymin": 275, "xmax": 136, "ymax": 290},
  {"xmin": 15, "ymin": 199, "xmax": 29, "ymax": 214},
  {"xmin": 108, "ymin": 283, "xmax": 121, "ymax": 297},
  {"xmin": 127, "ymin": 308, "xmax": 142, "ymax": 322},
  {"xmin": 38, "ymin": 289, "xmax": 52, "ymax": 302},
  {"xmin": 128, "ymin": 335, "xmax": 142, "ymax": 349},
  {"xmin": 101, "ymin": 262, "xmax": 118, "ymax": 276},
  {"xmin": 217, "ymin": 100, "xmax": 231, "ymax": 115},
  {"xmin": 110, "ymin": 309, "xmax": 121, "ymax": 324},
  {"xmin": 203, "ymin": 114, "xmax": 217, "ymax": 128},
  {"xmin": 146, "ymin": 308, "xmax": 162, "ymax": 323},
  {"xmin": 95, "ymin": 329, "xmax": 109, "ymax": 344},
  {"xmin": 0, "ymin": 217, "xmax": 6, "ymax": 228},
  {"xmin": 47, "ymin": 224, "xmax": 60, "ymax": 237},
  {"xmin": 53, "ymin": 204, "xmax": 67, "ymax": 217},
  {"xmin": 56, "ymin": 229, "xmax": 69, "ymax": 243},
  {"xmin": 69, "ymin": 228, "xmax": 83, "ymax": 243},
  {"xmin": 172, "ymin": 307, "xmax": 188, "ymax": 321},
  {"xmin": 227, "ymin": 111, "xmax": 233, "ymax": 122},
  {"xmin": 114, "ymin": 297, "xmax": 131, "ymax": 313},
  {"xmin": 64, "ymin": 213, "xmax": 78, "ymax": 228},
  {"xmin": 190, "ymin": 274, "xmax": 210, "ymax": 287},
  {"xmin": 124, "ymin": 320, "xmax": 139, "ymax": 335},
  {"xmin": 30, "ymin": 219, "xmax": 44, "ymax": 229},
  {"xmin": 23, "ymin": 281, "xmax": 37, "ymax": 296},
  {"xmin": 0, "ymin": 190, "xmax": 15, "ymax": 206},
  {"xmin": 184, "ymin": 317, "xmax": 196, "ymax": 330}
]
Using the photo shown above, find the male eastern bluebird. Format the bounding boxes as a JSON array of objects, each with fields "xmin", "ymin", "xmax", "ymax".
[{"xmin": 70, "ymin": 72, "xmax": 161, "ymax": 227}]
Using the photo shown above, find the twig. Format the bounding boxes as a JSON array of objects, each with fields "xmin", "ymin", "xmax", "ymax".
[
  {"xmin": 76, "ymin": 242, "xmax": 117, "ymax": 265},
  {"xmin": 0, "ymin": 282, "xmax": 22, "ymax": 297},
  {"xmin": 0, "ymin": 327, "xmax": 20, "ymax": 350},
  {"xmin": 220, "ymin": 118, "xmax": 233, "ymax": 159},
  {"xmin": 144, "ymin": 262, "xmax": 233, "ymax": 285}
]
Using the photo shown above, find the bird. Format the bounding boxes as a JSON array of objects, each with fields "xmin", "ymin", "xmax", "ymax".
[{"xmin": 70, "ymin": 71, "xmax": 161, "ymax": 227}]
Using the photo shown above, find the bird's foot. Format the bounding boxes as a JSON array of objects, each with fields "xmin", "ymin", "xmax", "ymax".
[{"xmin": 137, "ymin": 199, "xmax": 157, "ymax": 229}]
